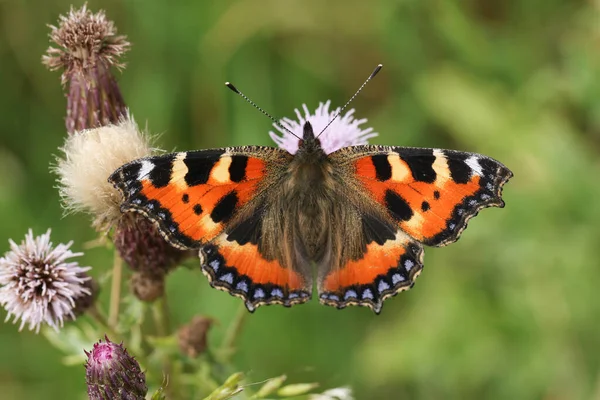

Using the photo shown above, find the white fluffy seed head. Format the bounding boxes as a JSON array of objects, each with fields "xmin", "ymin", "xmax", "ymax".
[{"xmin": 54, "ymin": 113, "xmax": 154, "ymax": 230}]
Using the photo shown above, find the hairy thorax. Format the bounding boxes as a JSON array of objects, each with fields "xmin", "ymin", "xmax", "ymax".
[{"xmin": 283, "ymin": 150, "xmax": 336, "ymax": 261}]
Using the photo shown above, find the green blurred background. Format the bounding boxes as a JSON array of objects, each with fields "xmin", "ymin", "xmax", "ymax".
[{"xmin": 1, "ymin": 0, "xmax": 600, "ymax": 399}]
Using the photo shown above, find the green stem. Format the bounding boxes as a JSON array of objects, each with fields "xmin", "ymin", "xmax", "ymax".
[
  {"xmin": 151, "ymin": 294, "xmax": 171, "ymax": 336},
  {"xmin": 219, "ymin": 303, "xmax": 248, "ymax": 364},
  {"xmin": 108, "ymin": 251, "xmax": 123, "ymax": 328},
  {"xmin": 88, "ymin": 303, "xmax": 120, "ymax": 342},
  {"xmin": 152, "ymin": 294, "xmax": 177, "ymax": 398}
]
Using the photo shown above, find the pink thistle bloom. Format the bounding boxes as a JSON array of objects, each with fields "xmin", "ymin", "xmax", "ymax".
[
  {"xmin": 0, "ymin": 229, "xmax": 91, "ymax": 333},
  {"xmin": 269, "ymin": 100, "xmax": 378, "ymax": 154}
]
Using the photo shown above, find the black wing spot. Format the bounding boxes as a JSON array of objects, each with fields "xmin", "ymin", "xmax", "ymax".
[
  {"xmin": 384, "ymin": 190, "xmax": 413, "ymax": 221},
  {"xmin": 396, "ymin": 149, "xmax": 437, "ymax": 183},
  {"xmin": 433, "ymin": 190, "xmax": 441, "ymax": 200},
  {"xmin": 361, "ymin": 213, "xmax": 396, "ymax": 246},
  {"xmin": 421, "ymin": 201, "xmax": 430, "ymax": 212},
  {"xmin": 183, "ymin": 150, "xmax": 226, "ymax": 186},
  {"xmin": 149, "ymin": 154, "xmax": 175, "ymax": 188},
  {"xmin": 229, "ymin": 155, "xmax": 249, "ymax": 183},
  {"xmin": 371, "ymin": 154, "xmax": 392, "ymax": 181},
  {"xmin": 182, "ymin": 194, "xmax": 189, "ymax": 203},
  {"xmin": 446, "ymin": 152, "xmax": 472, "ymax": 184},
  {"xmin": 227, "ymin": 202, "xmax": 265, "ymax": 245},
  {"xmin": 211, "ymin": 191, "xmax": 238, "ymax": 223},
  {"xmin": 193, "ymin": 204, "xmax": 203, "ymax": 215}
]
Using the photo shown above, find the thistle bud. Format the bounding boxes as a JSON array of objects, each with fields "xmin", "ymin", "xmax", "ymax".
[
  {"xmin": 85, "ymin": 336, "xmax": 147, "ymax": 400},
  {"xmin": 178, "ymin": 316, "xmax": 214, "ymax": 357},
  {"xmin": 129, "ymin": 271, "xmax": 165, "ymax": 302}
]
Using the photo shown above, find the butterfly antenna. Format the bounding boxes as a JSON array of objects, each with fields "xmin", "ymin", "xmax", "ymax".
[
  {"xmin": 225, "ymin": 82, "xmax": 300, "ymax": 139},
  {"xmin": 316, "ymin": 64, "xmax": 383, "ymax": 138}
]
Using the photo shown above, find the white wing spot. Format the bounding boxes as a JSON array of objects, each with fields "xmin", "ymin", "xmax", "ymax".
[
  {"xmin": 254, "ymin": 288, "xmax": 265, "ymax": 299},
  {"xmin": 392, "ymin": 274, "xmax": 405, "ymax": 284},
  {"xmin": 362, "ymin": 289, "xmax": 374, "ymax": 299},
  {"xmin": 404, "ymin": 259, "xmax": 415, "ymax": 271},
  {"xmin": 465, "ymin": 156, "xmax": 484, "ymax": 176},
  {"xmin": 137, "ymin": 160, "xmax": 155, "ymax": 180}
]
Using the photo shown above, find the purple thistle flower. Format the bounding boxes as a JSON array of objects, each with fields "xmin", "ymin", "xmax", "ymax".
[
  {"xmin": 269, "ymin": 100, "xmax": 378, "ymax": 154},
  {"xmin": 42, "ymin": 4, "xmax": 130, "ymax": 133},
  {"xmin": 85, "ymin": 336, "xmax": 148, "ymax": 400},
  {"xmin": 0, "ymin": 229, "xmax": 92, "ymax": 333}
]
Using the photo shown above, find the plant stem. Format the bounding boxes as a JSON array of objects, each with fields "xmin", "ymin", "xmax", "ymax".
[
  {"xmin": 108, "ymin": 251, "xmax": 123, "ymax": 328},
  {"xmin": 152, "ymin": 294, "xmax": 177, "ymax": 398},
  {"xmin": 88, "ymin": 303, "xmax": 120, "ymax": 342},
  {"xmin": 151, "ymin": 294, "xmax": 170, "ymax": 336},
  {"xmin": 219, "ymin": 303, "xmax": 248, "ymax": 364}
]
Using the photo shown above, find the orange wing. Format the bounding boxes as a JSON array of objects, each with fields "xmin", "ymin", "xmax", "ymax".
[
  {"xmin": 109, "ymin": 147, "xmax": 286, "ymax": 249},
  {"xmin": 319, "ymin": 229, "xmax": 424, "ymax": 314},
  {"xmin": 318, "ymin": 146, "xmax": 512, "ymax": 313},
  {"xmin": 335, "ymin": 146, "xmax": 512, "ymax": 247},
  {"xmin": 201, "ymin": 234, "xmax": 311, "ymax": 312},
  {"xmin": 109, "ymin": 147, "xmax": 312, "ymax": 311}
]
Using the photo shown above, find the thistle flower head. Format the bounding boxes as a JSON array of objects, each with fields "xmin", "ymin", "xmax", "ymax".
[
  {"xmin": 43, "ymin": 4, "xmax": 129, "ymax": 133},
  {"xmin": 0, "ymin": 229, "xmax": 91, "ymax": 333},
  {"xmin": 55, "ymin": 116, "xmax": 190, "ymax": 283},
  {"xmin": 85, "ymin": 336, "xmax": 147, "ymax": 400},
  {"xmin": 42, "ymin": 4, "xmax": 130, "ymax": 84},
  {"xmin": 55, "ymin": 115, "xmax": 153, "ymax": 230},
  {"xmin": 270, "ymin": 101, "xmax": 378, "ymax": 154}
]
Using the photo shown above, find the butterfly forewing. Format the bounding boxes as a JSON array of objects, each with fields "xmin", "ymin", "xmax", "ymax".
[{"xmin": 331, "ymin": 145, "xmax": 513, "ymax": 246}]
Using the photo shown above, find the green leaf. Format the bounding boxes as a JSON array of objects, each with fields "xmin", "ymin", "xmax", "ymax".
[
  {"xmin": 277, "ymin": 383, "xmax": 320, "ymax": 397},
  {"xmin": 252, "ymin": 375, "xmax": 287, "ymax": 398}
]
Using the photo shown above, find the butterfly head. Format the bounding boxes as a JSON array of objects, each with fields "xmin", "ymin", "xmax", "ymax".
[{"xmin": 297, "ymin": 121, "xmax": 324, "ymax": 155}]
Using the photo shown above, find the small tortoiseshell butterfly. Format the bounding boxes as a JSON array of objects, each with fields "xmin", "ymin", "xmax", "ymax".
[{"xmin": 109, "ymin": 66, "xmax": 512, "ymax": 314}]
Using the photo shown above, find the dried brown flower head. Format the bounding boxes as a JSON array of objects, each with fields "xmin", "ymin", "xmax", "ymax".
[
  {"xmin": 178, "ymin": 316, "xmax": 214, "ymax": 358},
  {"xmin": 43, "ymin": 4, "xmax": 130, "ymax": 133},
  {"xmin": 129, "ymin": 272, "xmax": 165, "ymax": 302},
  {"xmin": 43, "ymin": 3, "xmax": 129, "ymax": 84}
]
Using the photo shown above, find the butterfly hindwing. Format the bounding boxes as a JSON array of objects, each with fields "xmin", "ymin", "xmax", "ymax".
[
  {"xmin": 201, "ymin": 233, "xmax": 312, "ymax": 312},
  {"xmin": 332, "ymin": 145, "xmax": 513, "ymax": 247},
  {"xmin": 109, "ymin": 146, "xmax": 313, "ymax": 310},
  {"xmin": 318, "ymin": 226, "xmax": 424, "ymax": 314}
]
